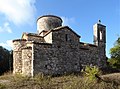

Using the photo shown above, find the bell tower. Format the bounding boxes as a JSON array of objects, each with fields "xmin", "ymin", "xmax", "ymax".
[
  {"xmin": 93, "ymin": 20, "xmax": 106, "ymax": 46},
  {"xmin": 93, "ymin": 20, "xmax": 107, "ymax": 67}
]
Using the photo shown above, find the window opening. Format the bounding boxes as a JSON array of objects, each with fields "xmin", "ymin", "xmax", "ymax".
[{"xmin": 65, "ymin": 34, "xmax": 68, "ymax": 41}]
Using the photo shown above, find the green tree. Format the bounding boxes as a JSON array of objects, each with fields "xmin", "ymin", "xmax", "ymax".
[
  {"xmin": 0, "ymin": 46, "xmax": 13, "ymax": 74},
  {"xmin": 109, "ymin": 37, "xmax": 120, "ymax": 68}
]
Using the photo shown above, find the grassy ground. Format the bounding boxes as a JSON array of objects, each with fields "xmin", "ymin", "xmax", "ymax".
[{"xmin": 0, "ymin": 72, "xmax": 120, "ymax": 89}]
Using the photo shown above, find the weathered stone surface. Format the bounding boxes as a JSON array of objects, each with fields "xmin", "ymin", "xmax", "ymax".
[
  {"xmin": 22, "ymin": 33, "xmax": 44, "ymax": 43},
  {"xmin": 37, "ymin": 15, "xmax": 62, "ymax": 33},
  {"xmin": 22, "ymin": 47, "xmax": 32, "ymax": 76},
  {"xmin": 13, "ymin": 40, "xmax": 26, "ymax": 74},
  {"xmin": 13, "ymin": 15, "xmax": 107, "ymax": 76}
]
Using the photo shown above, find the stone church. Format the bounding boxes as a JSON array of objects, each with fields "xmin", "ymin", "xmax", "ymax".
[{"xmin": 13, "ymin": 15, "xmax": 107, "ymax": 76}]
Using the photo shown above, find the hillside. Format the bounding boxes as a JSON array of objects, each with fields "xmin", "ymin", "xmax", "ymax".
[{"xmin": 0, "ymin": 73, "xmax": 120, "ymax": 89}]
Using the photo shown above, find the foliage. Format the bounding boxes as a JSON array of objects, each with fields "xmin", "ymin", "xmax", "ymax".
[
  {"xmin": 109, "ymin": 37, "xmax": 120, "ymax": 68},
  {"xmin": 0, "ymin": 84, "xmax": 6, "ymax": 89},
  {"xmin": 0, "ymin": 46, "xmax": 13, "ymax": 74},
  {"xmin": 82, "ymin": 65, "xmax": 101, "ymax": 81}
]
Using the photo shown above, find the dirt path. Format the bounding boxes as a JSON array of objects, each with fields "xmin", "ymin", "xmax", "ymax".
[{"xmin": 101, "ymin": 73, "xmax": 120, "ymax": 84}]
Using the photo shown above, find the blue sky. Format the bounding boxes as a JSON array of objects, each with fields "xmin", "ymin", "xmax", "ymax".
[{"xmin": 0, "ymin": 0, "xmax": 119, "ymax": 57}]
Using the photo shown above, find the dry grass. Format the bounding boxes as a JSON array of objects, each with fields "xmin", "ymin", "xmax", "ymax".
[{"xmin": 0, "ymin": 73, "xmax": 120, "ymax": 89}]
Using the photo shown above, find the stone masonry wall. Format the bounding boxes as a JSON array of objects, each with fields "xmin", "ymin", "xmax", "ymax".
[
  {"xmin": 79, "ymin": 42, "xmax": 106, "ymax": 68},
  {"xmin": 31, "ymin": 27, "xmax": 106, "ymax": 76},
  {"xmin": 22, "ymin": 47, "xmax": 33, "ymax": 76},
  {"xmin": 22, "ymin": 34, "xmax": 44, "ymax": 43},
  {"xmin": 97, "ymin": 42, "xmax": 106, "ymax": 67},
  {"xmin": 13, "ymin": 51, "xmax": 22, "ymax": 73},
  {"xmin": 13, "ymin": 39, "xmax": 26, "ymax": 74},
  {"xmin": 33, "ymin": 42, "xmax": 81, "ymax": 75},
  {"xmin": 79, "ymin": 43, "xmax": 99, "ymax": 67},
  {"xmin": 33, "ymin": 28, "xmax": 81, "ymax": 75},
  {"xmin": 27, "ymin": 35, "xmax": 44, "ymax": 43},
  {"xmin": 44, "ymin": 32, "xmax": 52, "ymax": 43}
]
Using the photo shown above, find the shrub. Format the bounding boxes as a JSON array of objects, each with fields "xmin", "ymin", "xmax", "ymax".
[
  {"xmin": 82, "ymin": 65, "xmax": 101, "ymax": 81},
  {"xmin": 0, "ymin": 84, "xmax": 6, "ymax": 89}
]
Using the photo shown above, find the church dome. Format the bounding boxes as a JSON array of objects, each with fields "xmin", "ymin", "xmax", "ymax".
[{"xmin": 37, "ymin": 15, "xmax": 63, "ymax": 33}]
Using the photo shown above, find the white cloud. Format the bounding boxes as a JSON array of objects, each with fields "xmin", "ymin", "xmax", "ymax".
[
  {"xmin": 0, "ymin": 40, "xmax": 13, "ymax": 50},
  {"xmin": 0, "ymin": 22, "xmax": 12, "ymax": 33},
  {"xmin": 61, "ymin": 17, "xmax": 75, "ymax": 26},
  {"xmin": 0, "ymin": 0, "xmax": 36, "ymax": 25}
]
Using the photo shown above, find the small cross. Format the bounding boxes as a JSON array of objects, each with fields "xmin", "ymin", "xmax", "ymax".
[{"xmin": 98, "ymin": 20, "xmax": 101, "ymax": 24}]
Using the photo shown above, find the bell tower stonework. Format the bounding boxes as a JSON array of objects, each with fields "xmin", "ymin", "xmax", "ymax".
[
  {"xmin": 93, "ymin": 20, "xmax": 106, "ymax": 67},
  {"xmin": 93, "ymin": 20, "xmax": 106, "ymax": 46}
]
